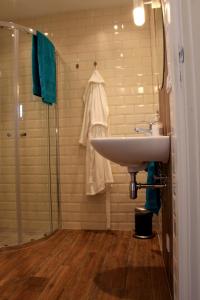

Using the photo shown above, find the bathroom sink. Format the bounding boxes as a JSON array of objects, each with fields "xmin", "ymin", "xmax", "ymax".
[{"xmin": 90, "ymin": 136, "xmax": 170, "ymax": 172}]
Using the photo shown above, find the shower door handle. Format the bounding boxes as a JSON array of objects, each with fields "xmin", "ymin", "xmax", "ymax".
[{"xmin": 20, "ymin": 132, "xmax": 27, "ymax": 137}]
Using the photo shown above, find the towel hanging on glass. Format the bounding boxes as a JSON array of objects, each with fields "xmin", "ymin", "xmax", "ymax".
[{"xmin": 32, "ymin": 31, "xmax": 56, "ymax": 105}]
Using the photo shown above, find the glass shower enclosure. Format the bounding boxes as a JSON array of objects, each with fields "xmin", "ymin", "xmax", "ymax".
[{"xmin": 0, "ymin": 22, "xmax": 60, "ymax": 247}]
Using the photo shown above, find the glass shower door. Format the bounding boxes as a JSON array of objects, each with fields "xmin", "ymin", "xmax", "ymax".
[
  {"xmin": 18, "ymin": 31, "xmax": 52, "ymax": 243},
  {"xmin": 0, "ymin": 27, "xmax": 18, "ymax": 247},
  {"xmin": 48, "ymin": 105, "xmax": 60, "ymax": 231},
  {"xmin": 0, "ymin": 26, "xmax": 60, "ymax": 247}
]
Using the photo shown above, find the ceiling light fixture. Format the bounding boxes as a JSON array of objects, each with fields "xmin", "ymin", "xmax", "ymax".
[{"xmin": 133, "ymin": 0, "xmax": 145, "ymax": 27}]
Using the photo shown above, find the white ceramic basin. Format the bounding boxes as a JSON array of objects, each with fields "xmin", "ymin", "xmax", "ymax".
[{"xmin": 90, "ymin": 136, "xmax": 170, "ymax": 172}]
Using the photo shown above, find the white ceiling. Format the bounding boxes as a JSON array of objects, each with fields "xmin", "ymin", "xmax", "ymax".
[{"xmin": 0, "ymin": 0, "xmax": 131, "ymax": 20}]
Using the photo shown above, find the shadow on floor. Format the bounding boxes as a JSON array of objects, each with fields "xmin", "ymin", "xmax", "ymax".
[{"xmin": 94, "ymin": 266, "xmax": 170, "ymax": 299}]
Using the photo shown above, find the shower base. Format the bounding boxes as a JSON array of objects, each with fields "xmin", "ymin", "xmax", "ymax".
[{"xmin": 0, "ymin": 230, "xmax": 49, "ymax": 248}]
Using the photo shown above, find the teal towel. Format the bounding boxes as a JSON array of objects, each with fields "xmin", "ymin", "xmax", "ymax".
[
  {"xmin": 145, "ymin": 162, "xmax": 161, "ymax": 215},
  {"xmin": 32, "ymin": 31, "xmax": 56, "ymax": 105}
]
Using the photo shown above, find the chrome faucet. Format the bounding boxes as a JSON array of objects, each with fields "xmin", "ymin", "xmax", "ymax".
[{"xmin": 135, "ymin": 122, "xmax": 153, "ymax": 136}]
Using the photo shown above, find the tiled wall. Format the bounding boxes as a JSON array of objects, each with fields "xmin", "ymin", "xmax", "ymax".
[{"xmin": 16, "ymin": 5, "xmax": 159, "ymax": 231}]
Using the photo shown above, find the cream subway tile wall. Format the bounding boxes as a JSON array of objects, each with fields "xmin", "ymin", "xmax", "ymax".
[{"xmin": 17, "ymin": 4, "xmax": 159, "ymax": 231}]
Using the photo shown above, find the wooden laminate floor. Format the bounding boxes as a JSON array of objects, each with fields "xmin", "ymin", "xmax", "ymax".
[{"xmin": 0, "ymin": 230, "xmax": 172, "ymax": 300}]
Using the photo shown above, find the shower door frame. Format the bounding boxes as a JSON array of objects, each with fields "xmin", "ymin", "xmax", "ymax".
[
  {"xmin": 0, "ymin": 21, "xmax": 60, "ymax": 245},
  {"xmin": 13, "ymin": 27, "xmax": 22, "ymax": 244}
]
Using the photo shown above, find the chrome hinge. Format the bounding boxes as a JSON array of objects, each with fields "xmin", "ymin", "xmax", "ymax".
[
  {"xmin": 179, "ymin": 47, "xmax": 184, "ymax": 83},
  {"xmin": 179, "ymin": 47, "xmax": 184, "ymax": 64}
]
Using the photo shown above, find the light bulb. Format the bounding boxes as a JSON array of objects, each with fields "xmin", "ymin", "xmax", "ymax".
[{"xmin": 133, "ymin": 0, "xmax": 145, "ymax": 27}]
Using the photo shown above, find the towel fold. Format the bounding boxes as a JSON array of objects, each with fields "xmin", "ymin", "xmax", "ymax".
[
  {"xmin": 32, "ymin": 31, "xmax": 56, "ymax": 105},
  {"xmin": 145, "ymin": 162, "xmax": 161, "ymax": 215}
]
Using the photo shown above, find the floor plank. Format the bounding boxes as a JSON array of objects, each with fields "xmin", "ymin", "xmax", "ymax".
[{"xmin": 0, "ymin": 230, "xmax": 172, "ymax": 300}]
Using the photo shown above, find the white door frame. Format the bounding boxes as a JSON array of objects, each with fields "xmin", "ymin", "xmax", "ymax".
[{"xmin": 163, "ymin": 0, "xmax": 200, "ymax": 299}]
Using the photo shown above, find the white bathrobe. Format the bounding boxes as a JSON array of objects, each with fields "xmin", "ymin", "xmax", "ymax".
[{"xmin": 79, "ymin": 70, "xmax": 113, "ymax": 195}]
